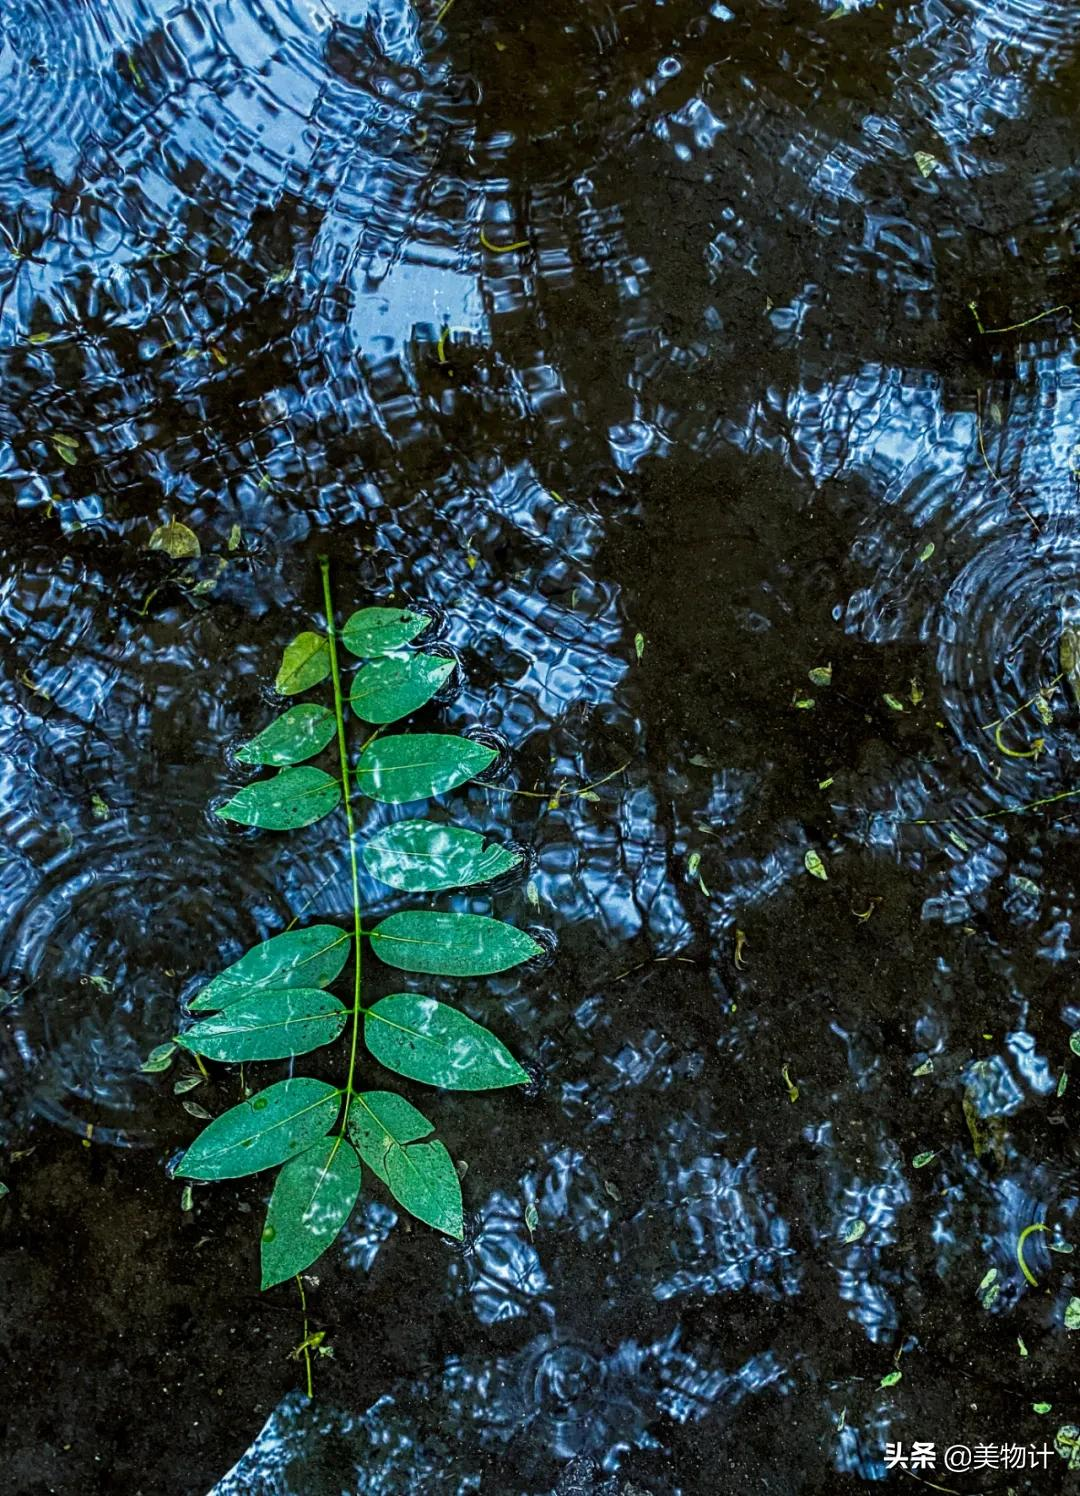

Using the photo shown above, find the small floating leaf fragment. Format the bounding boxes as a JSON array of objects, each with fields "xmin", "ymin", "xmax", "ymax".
[
  {"xmin": 914, "ymin": 151, "xmax": 939, "ymax": 178},
  {"xmin": 19, "ymin": 670, "xmax": 50, "ymax": 701},
  {"xmin": 912, "ymin": 1150, "xmax": 938, "ymax": 1169},
  {"xmin": 882, "ymin": 693, "xmax": 905, "ymax": 712},
  {"xmin": 880, "ymin": 1370, "xmax": 902, "ymax": 1389},
  {"xmin": 1060, "ymin": 624, "xmax": 1080, "ymax": 709},
  {"xmin": 1036, "ymin": 690, "xmax": 1054, "ymax": 726},
  {"xmin": 781, "ymin": 1063, "xmax": 799, "ymax": 1103},
  {"xmin": 808, "ymin": 664, "xmax": 832, "ymax": 686},
  {"xmin": 734, "ymin": 928, "xmax": 748, "ymax": 969},
  {"xmin": 841, "ymin": 1218, "xmax": 866, "ymax": 1244},
  {"xmin": 917, "ymin": 542, "xmax": 935, "ymax": 562},
  {"xmin": 852, "ymin": 898, "xmax": 880, "ymax": 922},
  {"xmin": 526, "ymin": 880, "xmax": 540, "ymax": 909},
  {"xmin": 947, "ymin": 830, "xmax": 969, "ymax": 853},
  {"xmin": 804, "ymin": 849, "xmax": 827, "ymax": 881},
  {"xmin": 634, "ymin": 632, "xmax": 645, "ymax": 662},
  {"xmin": 28, "ymin": 331, "xmax": 52, "ymax": 345},
  {"xmin": 227, "ymin": 524, "xmax": 242, "ymax": 551},
  {"xmin": 91, "ymin": 793, "xmax": 111, "ymax": 820},
  {"xmin": 148, "ymin": 518, "xmax": 201, "ymax": 560},
  {"xmin": 978, "ymin": 1267, "xmax": 1000, "ymax": 1310},
  {"xmin": 1069, "ymin": 1032, "xmax": 1080, "ymax": 1058},
  {"xmin": 141, "ymin": 1042, "xmax": 177, "ymax": 1073},
  {"xmin": 1065, "ymin": 1297, "xmax": 1080, "ymax": 1331},
  {"xmin": 909, "ymin": 677, "xmax": 924, "ymax": 706},
  {"xmin": 0, "ymin": 1182, "xmax": 7, "ymax": 1199},
  {"xmin": 182, "ymin": 1100, "xmax": 213, "ymax": 1120},
  {"xmin": 180, "ymin": 1184, "xmax": 194, "ymax": 1212},
  {"xmin": 913, "ymin": 1058, "xmax": 934, "ymax": 1077},
  {"xmin": 1010, "ymin": 875, "xmax": 1041, "ymax": 897},
  {"xmin": 792, "ymin": 694, "xmax": 815, "ymax": 709},
  {"xmin": 688, "ymin": 754, "xmax": 712, "ymax": 768},
  {"xmin": 173, "ymin": 1073, "xmax": 204, "ymax": 1095},
  {"xmin": 1057, "ymin": 1425, "xmax": 1080, "ymax": 1469},
  {"xmin": 1034, "ymin": 1403, "xmax": 1053, "ymax": 1415},
  {"xmin": 818, "ymin": 777, "xmax": 834, "ymax": 790},
  {"xmin": 1018, "ymin": 1336, "xmax": 1029, "ymax": 1357},
  {"xmin": 524, "ymin": 1201, "xmax": 539, "ymax": 1238}
]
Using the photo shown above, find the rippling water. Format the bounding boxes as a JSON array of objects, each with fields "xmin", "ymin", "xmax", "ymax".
[{"xmin": 3, "ymin": 1, "xmax": 1080, "ymax": 1492}]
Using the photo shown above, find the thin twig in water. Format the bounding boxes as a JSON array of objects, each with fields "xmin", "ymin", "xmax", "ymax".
[
  {"xmin": 486, "ymin": 759, "xmax": 631, "ymax": 803},
  {"xmin": 976, "ymin": 388, "xmax": 1041, "ymax": 534},
  {"xmin": 911, "ymin": 783, "xmax": 1080, "ymax": 827},
  {"xmin": 285, "ymin": 864, "xmax": 345, "ymax": 932},
  {"xmin": 979, "ymin": 673, "xmax": 1063, "ymax": 733},
  {"xmin": 969, "ymin": 300, "xmax": 1071, "ymax": 335},
  {"xmin": 613, "ymin": 956, "xmax": 696, "ymax": 983}
]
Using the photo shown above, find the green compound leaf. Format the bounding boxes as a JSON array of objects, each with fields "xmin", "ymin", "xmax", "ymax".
[
  {"xmin": 369, "ymin": 911, "xmax": 541, "ymax": 977},
  {"xmin": 236, "ymin": 705, "xmax": 336, "ymax": 766},
  {"xmin": 275, "ymin": 631, "xmax": 330, "ymax": 695},
  {"xmin": 366, "ymin": 994, "xmax": 528, "ymax": 1089},
  {"xmin": 191, "ymin": 925, "xmax": 350, "ymax": 1013},
  {"xmin": 342, "ymin": 606, "xmax": 429, "ymax": 658},
  {"xmin": 346, "ymin": 1091, "xmax": 462, "ymax": 1238},
  {"xmin": 217, "ymin": 767, "xmax": 340, "ymax": 829},
  {"xmin": 176, "ymin": 1078, "xmax": 341, "ymax": 1181},
  {"xmin": 349, "ymin": 654, "xmax": 455, "ymax": 725},
  {"xmin": 362, "ymin": 819, "xmax": 522, "ymax": 892},
  {"xmin": 356, "ymin": 734, "xmax": 497, "ymax": 804},
  {"xmin": 260, "ymin": 1136, "xmax": 361, "ymax": 1289},
  {"xmin": 177, "ymin": 989, "xmax": 348, "ymax": 1062}
]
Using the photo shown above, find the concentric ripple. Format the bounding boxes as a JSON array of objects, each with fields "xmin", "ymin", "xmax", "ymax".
[{"xmin": 0, "ymin": 1, "xmax": 115, "ymax": 187}]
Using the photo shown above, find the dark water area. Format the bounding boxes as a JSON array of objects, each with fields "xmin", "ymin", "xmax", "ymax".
[{"xmin": 4, "ymin": 0, "xmax": 1080, "ymax": 1491}]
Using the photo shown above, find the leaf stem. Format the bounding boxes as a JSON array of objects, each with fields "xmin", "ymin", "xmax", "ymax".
[
  {"xmin": 295, "ymin": 1274, "xmax": 314, "ymax": 1399},
  {"xmin": 319, "ymin": 557, "xmax": 364, "ymax": 1115}
]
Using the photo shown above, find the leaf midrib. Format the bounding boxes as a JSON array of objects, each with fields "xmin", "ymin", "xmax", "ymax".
[{"xmin": 198, "ymin": 1088, "xmax": 340, "ymax": 1163}]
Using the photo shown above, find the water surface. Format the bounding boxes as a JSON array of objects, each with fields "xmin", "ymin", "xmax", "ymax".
[{"xmin": 2, "ymin": 1, "xmax": 1080, "ymax": 1492}]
